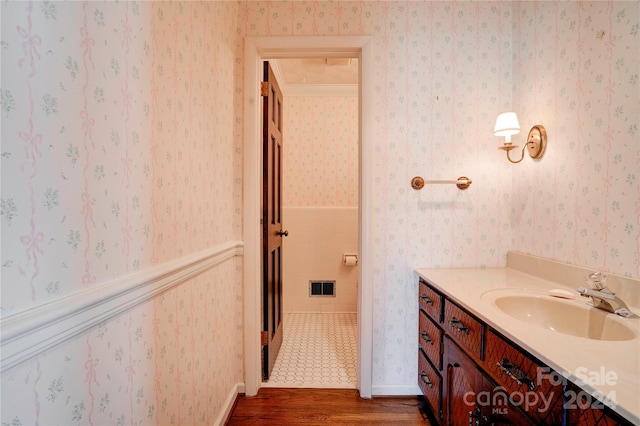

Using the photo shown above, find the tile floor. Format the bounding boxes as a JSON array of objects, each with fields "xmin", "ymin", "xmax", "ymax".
[{"xmin": 262, "ymin": 312, "xmax": 358, "ymax": 389}]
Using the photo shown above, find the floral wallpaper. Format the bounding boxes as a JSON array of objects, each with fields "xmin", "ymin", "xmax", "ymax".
[
  {"xmin": 242, "ymin": 0, "xmax": 520, "ymax": 388},
  {"xmin": 511, "ymin": 1, "xmax": 640, "ymax": 278},
  {"xmin": 240, "ymin": 0, "xmax": 639, "ymax": 390},
  {"xmin": 281, "ymin": 95, "xmax": 359, "ymax": 313},
  {"xmin": 2, "ymin": 0, "xmax": 242, "ymax": 312},
  {"xmin": 283, "ymin": 96, "xmax": 358, "ymax": 207},
  {"xmin": 1, "ymin": 1, "xmax": 638, "ymax": 420},
  {"xmin": 1, "ymin": 1, "xmax": 243, "ymax": 424},
  {"xmin": 2, "ymin": 261, "xmax": 242, "ymax": 426}
]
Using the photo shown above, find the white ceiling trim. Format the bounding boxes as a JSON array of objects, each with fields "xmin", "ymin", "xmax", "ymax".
[
  {"xmin": 270, "ymin": 59, "xmax": 358, "ymax": 97},
  {"xmin": 284, "ymin": 84, "xmax": 358, "ymax": 97}
]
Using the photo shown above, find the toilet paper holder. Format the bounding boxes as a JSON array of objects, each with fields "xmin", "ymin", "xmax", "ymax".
[{"xmin": 343, "ymin": 254, "xmax": 358, "ymax": 266}]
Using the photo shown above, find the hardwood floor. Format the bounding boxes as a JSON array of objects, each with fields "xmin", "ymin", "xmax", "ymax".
[{"xmin": 225, "ymin": 388, "xmax": 431, "ymax": 425}]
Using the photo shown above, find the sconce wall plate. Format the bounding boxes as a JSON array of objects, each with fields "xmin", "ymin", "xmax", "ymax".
[
  {"xmin": 526, "ymin": 125, "xmax": 547, "ymax": 159},
  {"xmin": 497, "ymin": 124, "xmax": 547, "ymax": 164}
]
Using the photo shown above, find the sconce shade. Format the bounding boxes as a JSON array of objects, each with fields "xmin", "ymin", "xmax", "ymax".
[{"xmin": 494, "ymin": 112, "xmax": 521, "ymax": 139}]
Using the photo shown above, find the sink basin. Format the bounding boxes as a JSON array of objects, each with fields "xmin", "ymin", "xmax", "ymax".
[{"xmin": 492, "ymin": 294, "xmax": 637, "ymax": 341}]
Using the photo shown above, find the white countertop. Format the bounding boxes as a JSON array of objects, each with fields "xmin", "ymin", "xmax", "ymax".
[{"xmin": 415, "ymin": 265, "xmax": 640, "ymax": 424}]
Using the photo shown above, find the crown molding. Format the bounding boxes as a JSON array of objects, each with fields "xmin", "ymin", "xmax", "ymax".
[
  {"xmin": 284, "ymin": 84, "xmax": 358, "ymax": 97},
  {"xmin": 270, "ymin": 59, "xmax": 358, "ymax": 97}
]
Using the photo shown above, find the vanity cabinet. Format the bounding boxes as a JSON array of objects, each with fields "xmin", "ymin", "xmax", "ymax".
[{"xmin": 417, "ymin": 277, "xmax": 633, "ymax": 426}]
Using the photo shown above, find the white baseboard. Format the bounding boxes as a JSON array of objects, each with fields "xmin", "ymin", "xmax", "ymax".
[
  {"xmin": 372, "ymin": 384, "xmax": 421, "ymax": 396},
  {"xmin": 214, "ymin": 382, "xmax": 245, "ymax": 426}
]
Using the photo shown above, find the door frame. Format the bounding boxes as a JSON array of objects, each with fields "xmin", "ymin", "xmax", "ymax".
[{"xmin": 243, "ymin": 36, "xmax": 374, "ymax": 398}]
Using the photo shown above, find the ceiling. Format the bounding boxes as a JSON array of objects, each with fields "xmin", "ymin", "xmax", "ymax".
[{"xmin": 275, "ymin": 58, "xmax": 359, "ymax": 85}]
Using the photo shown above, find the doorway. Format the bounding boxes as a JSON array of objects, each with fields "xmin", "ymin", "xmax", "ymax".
[
  {"xmin": 262, "ymin": 57, "xmax": 360, "ymax": 388},
  {"xmin": 243, "ymin": 36, "xmax": 374, "ymax": 398}
]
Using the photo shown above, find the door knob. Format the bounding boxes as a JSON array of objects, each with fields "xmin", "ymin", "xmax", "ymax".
[{"xmin": 278, "ymin": 230, "xmax": 289, "ymax": 237}]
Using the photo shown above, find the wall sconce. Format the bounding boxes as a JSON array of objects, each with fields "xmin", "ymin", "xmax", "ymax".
[{"xmin": 494, "ymin": 112, "xmax": 547, "ymax": 164}]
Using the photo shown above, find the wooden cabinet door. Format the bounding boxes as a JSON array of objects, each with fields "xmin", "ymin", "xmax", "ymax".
[
  {"xmin": 443, "ymin": 336, "xmax": 485, "ymax": 426},
  {"xmin": 444, "ymin": 336, "xmax": 535, "ymax": 426},
  {"xmin": 480, "ymin": 376, "xmax": 536, "ymax": 425}
]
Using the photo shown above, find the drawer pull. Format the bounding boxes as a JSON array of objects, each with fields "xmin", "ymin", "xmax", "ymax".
[
  {"xmin": 449, "ymin": 317, "xmax": 470, "ymax": 335},
  {"xmin": 497, "ymin": 358, "xmax": 536, "ymax": 391},
  {"xmin": 468, "ymin": 407, "xmax": 487, "ymax": 426},
  {"xmin": 420, "ymin": 295, "xmax": 433, "ymax": 305},
  {"xmin": 420, "ymin": 332, "xmax": 433, "ymax": 345},
  {"xmin": 419, "ymin": 372, "xmax": 433, "ymax": 388}
]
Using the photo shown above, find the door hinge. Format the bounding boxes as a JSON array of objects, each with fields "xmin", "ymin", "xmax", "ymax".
[
  {"xmin": 261, "ymin": 331, "xmax": 269, "ymax": 346},
  {"xmin": 260, "ymin": 81, "xmax": 269, "ymax": 97}
]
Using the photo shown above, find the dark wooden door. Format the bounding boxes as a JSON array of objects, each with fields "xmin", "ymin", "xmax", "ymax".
[{"xmin": 262, "ymin": 61, "xmax": 286, "ymax": 380}]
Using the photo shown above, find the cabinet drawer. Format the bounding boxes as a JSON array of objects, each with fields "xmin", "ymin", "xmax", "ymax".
[
  {"xmin": 442, "ymin": 300, "xmax": 483, "ymax": 360},
  {"xmin": 419, "ymin": 310, "xmax": 442, "ymax": 370},
  {"xmin": 418, "ymin": 348, "xmax": 441, "ymax": 420},
  {"xmin": 418, "ymin": 279, "xmax": 442, "ymax": 322},
  {"xmin": 484, "ymin": 330, "xmax": 564, "ymax": 425}
]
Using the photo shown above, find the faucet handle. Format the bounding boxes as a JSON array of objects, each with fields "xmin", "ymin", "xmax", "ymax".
[
  {"xmin": 615, "ymin": 308, "xmax": 631, "ymax": 318},
  {"xmin": 577, "ymin": 287, "xmax": 615, "ymax": 301},
  {"xmin": 587, "ymin": 271, "xmax": 606, "ymax": 289}
]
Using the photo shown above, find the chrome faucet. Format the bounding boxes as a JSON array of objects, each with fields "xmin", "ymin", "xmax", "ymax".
[{"xmin": 577, "ymin": 272, "xmax": 632, "ymax": 318}]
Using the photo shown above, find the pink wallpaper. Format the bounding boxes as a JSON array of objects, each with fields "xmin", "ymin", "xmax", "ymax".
[
  {"xmin": 1, "ymin": 0, "xmax": 638, "ymax": 415},
  {"xmin": 1, "ymin": 0, "xmax": 241, "ymax": 311},
  {"xmin": 1, "ymin": 1, "xmax": 243, "ymax": 424},
  {"xmin": 238, "ymin": 1, "xmax": 639, "ymax": 389},
  {"xmin": 241, "ymin": 0, "xmax": 520, "ymax": 387},
  {"xmin": 511, "ymin": 1, "xmax": 640, "ymax": 277},
  {"xmin": 282, "ymin": 96, "xmax": 359, "ymax": 313},
  {"xmin": 284, "ymin": 96, "xmax": 358, "ymax": 207}
]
